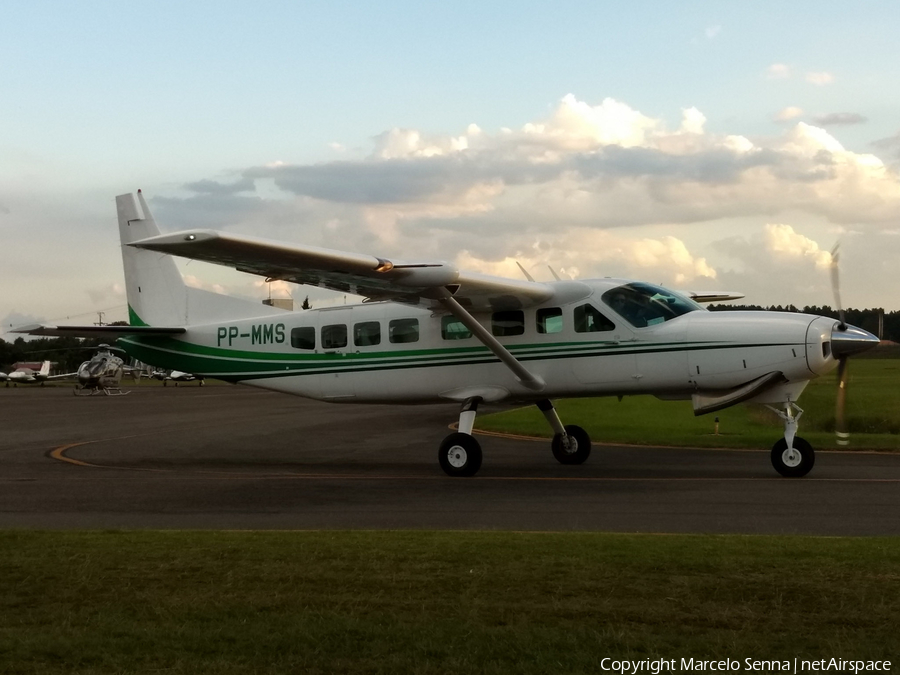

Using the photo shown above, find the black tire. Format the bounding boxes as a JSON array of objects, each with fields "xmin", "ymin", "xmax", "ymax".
[
  {"xmin": 771, "ymin": 436, "xmax": 815, "ymax": 477},
  {"xmin": 438, "ymin": 433, "xmax": 483, "ymax": 477},
  {"xmin": 552, "ymin": 424, "xmax": 591, "ymax": 465}
]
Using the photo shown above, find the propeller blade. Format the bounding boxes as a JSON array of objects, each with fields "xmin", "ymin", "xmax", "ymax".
[
  {"xmin": 835, "ymin": 357, "xmax": 849, "ymax": 446},
  {"xmin": 830, "ymin": 243, "xmax": 846, "ymax": 330}
]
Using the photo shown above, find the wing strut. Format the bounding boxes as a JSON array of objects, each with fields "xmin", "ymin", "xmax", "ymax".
[{"xmin": 435, "ymin": 291, "xmax": 545, "ymax": 392}]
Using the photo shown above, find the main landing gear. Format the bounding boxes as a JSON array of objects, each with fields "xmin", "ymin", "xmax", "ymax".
[
  {"xmin": 438, "ymin": 397, "xmax": 592, "ymax": 477},
  {"xmin": 767, "ymin": 402, "xmax": 815, "ymax": 478}
]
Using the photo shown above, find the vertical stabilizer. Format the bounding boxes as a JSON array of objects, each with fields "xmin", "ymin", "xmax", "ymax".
[
  {"xmin": 117, "ymin": 191, "xmax": 288, "ymax": 328},
  {"xmin": 118, "ymin": 191, "xmax": 189, "ymax": 327},
  {"xmin": 39, "ymin": 361, "xmax": 50, "ymax": 377}
]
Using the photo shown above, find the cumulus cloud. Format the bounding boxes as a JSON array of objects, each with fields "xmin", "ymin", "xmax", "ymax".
[
  {"xmin": 85, "ymin": 282, "xmax": 125, "ymax": 305},
  {"xmin": 871, "ymin": 131, "xmax": 900, "ymax": 159},
  {"xmin": 159, "ymin": 94, "xmax": 900, "ymax": 304},
  {"xmin": 218, "ymin": 98, "xmax": 900, "ymax": 235},
  {"xmin": 763, "ymin": 224, "xmax": 832, "ymax": 269},
  {"xmin": 806, "ymin": 71, "xmax": 835, "ymax": 86},
  {"xmin": 767, "ymin": 63, "xmax": 791, "ymax": 79},
  {"xmin": 456, "ymin": 230, "xmax": 716, "ymax": 287},
  {"xmin": 711, "ymin": 224, "xmax": 838, "ymax": 306},
  {"xmin": 765, "ymin": 66, "xmax": 835, "ymax": 87},
  {"xmin": 183, "ymin": 177, "xmax": 256, "ymax": 195},
  {"xmin": 183, "ymin": 275, "xmax": 229, "ymax": 295},
  {"xmin": 775, "ymin": 107, "xmax": 804, "ymax": 122},
  {"xmin": 811, "ymin": 112, "xmax": 867, "ymax": 126}
]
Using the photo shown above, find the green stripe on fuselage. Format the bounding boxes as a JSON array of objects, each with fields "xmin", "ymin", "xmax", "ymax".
[{"xmin": 118, "ymin": 334, "xmax": 798, "ymax": 382}]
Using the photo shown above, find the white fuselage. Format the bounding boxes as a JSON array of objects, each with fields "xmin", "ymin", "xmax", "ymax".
[
  {"xmin": 6, "ymin": 365, "xmax": 50, "ymax": 384},
  {"xmin": 119, "ymin": 279, "xmax": 839, "ymax": 406}
]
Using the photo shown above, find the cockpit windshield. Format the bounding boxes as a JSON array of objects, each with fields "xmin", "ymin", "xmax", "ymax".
[{"xmin": 600, "ymin": 282, "xmax": 704, "ymax": 328}]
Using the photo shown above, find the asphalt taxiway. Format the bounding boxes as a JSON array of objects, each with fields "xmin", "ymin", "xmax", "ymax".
[{"xmin": 2, "ymin": 384, "xmax": 900, "ymax": 534}]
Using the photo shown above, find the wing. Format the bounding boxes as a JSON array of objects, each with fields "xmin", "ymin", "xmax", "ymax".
[
  {"xmin": 683, "ymin": 291, "xmax": 745, "ymax": 303},
  {"xmin": 130, "ymin": 230, "xmax": 554, "ymax": 311},
  {"xmin": 46, "ymin": 371, "xmax": 79, "ymax": 381},
  {"xmin": 11, "ymin": 324, "xmax": 186, "ymax": 339}
]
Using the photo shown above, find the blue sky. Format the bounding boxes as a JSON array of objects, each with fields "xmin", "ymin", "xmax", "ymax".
[{"xmin": 3, "ymin": 1, "xmax": 900, "ymax": 333}]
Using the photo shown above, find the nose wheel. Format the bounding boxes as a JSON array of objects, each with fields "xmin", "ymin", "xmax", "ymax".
[
  {"xmin": 767, "ymin": 402, "xmax": 815, "ymax": 477},
  {"xmin": 771, "ymin": 437, "xmax": 814, "ymax": 477}
]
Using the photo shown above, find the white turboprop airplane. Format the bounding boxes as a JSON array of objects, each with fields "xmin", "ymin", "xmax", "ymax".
[
  {"xmin": 16, "ymin": 191, "xmax": 879, "ymax": 477},
  {"xmin": 151, "ymin": 369, "xmax": 205, "ymax": 386},
  {"xmin": 5, "ymin": 360, "xmax": 53, "ymax": 386}
]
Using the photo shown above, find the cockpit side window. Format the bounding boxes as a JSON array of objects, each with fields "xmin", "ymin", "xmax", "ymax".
[
  {"xmin": 573, "ymin": 304, "xmax": 615, "ymax": 333},
  {"xmin": 601, "ymin": 282, "xmax": 703, "ymax": 328},
  {"xmin": 536, "ymin": 307, "xmax": 563, "ymax": 334}
]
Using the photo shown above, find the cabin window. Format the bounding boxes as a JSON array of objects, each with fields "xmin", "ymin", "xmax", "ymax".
[
  {"xmin": 492, "ymin": 310, "xmax": 525, "ymax": 336},
  {"xmin": 536, "ymin": 307, "xmax": 563, "ymax": 334},
  {"xmin": 601, "ymin": 282, "xmax": 703, "ymax": 328},
  {"xmin": 441, "ymin": 316, "xmax": 472, "ymax": 340},
  {"xmin": 290, "ymin": 326, "xmax": 316, "ymax": 350},
  {"xmin": 354, "ymin": 321, "xmax": 381, "ymax": 347},
  {"xmin": 573, "ymin": 304, "xmax": 615, "ymax": 333},
  {"xmin": 389, "ymin": 318, "xmax": 419, "ymax": 344},
  {"xmin": 321, "ymin": 324, "xmax": 348, "ymax": 349}
]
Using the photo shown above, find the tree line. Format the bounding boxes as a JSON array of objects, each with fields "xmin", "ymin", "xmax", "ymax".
[
  {"xmin": 0, "ymin": 323, "xmax": 129, "ymax": 374},
  {"xmin": 708, "ymin": 305, "xmax": 896, "ymax": 342}
]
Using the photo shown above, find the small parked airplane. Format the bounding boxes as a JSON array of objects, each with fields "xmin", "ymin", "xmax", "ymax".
[
  {"xmin": 150, "ymin": 369, "xmax": 205, "ymax": 386},
  {"xmin": 5, "ymin": 360, "xmax": 53, "ymax": 386},
  {"xmin": 16, "ymin": 191, "xmax": 879, "ymax": 476}
]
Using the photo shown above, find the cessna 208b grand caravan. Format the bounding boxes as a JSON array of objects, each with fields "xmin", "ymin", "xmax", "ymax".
[{"xmin": 17, "ymin": 191, "xmax": 879, "ymax": 477}]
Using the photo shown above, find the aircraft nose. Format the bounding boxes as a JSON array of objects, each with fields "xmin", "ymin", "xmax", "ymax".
[{"xmin": 831, "ymin": 323, "xmax": 880, "ymax": 358}]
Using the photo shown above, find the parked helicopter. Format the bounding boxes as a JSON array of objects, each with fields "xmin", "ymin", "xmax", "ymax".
[{"xmin": 71, "ymin": 345, "xmax": 131, "ymax": 396}]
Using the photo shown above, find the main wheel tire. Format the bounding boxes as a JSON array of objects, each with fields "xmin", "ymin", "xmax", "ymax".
[
  {"xmin": 438, "ymin": 433, "xmax": 483, "ymax": 477},
  {"xmin": 771, "ymin": 436, "xmax": 815, "ymax": 477},
  {"xmin": 551, "ymin": 424, "xmax": 591, "ymax": 465}
]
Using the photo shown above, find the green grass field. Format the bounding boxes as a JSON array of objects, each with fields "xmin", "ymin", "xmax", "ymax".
[
  {"xmin": 1, "ymin": 531, "xmax": 899, "ymax": 674},
  {"xmin": 477, "ymin": 359, "xmax": 900, "ymax": 450}
]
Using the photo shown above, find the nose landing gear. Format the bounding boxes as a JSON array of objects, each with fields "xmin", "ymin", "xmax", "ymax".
[{"xmin": 767, "ymin": 402, "xmax": 815, "ymax": 477}]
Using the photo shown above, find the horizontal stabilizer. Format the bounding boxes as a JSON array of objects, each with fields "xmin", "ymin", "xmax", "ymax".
[
  {"xmin": 684, "ymin": 291, "xmax": 745, "ymax": 303},
  {"xmin": 11, "ymin": 324, "xmax": 186, "ymax": 339}
]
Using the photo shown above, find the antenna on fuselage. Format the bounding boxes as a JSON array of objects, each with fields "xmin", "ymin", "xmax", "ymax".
[{"xmin": 515, "ymin": 261, "xmax": 535, "ymax": 282}]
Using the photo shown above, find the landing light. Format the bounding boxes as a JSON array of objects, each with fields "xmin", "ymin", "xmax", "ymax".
[
  {"xmin": 374, "ymin": 258, "xmax": 394, "ymax": 273},
  {"xmin": 184, "ymin": 234, "xmax": 196, "ymax": 241}
]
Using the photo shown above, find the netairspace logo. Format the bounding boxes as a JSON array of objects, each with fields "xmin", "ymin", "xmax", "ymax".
[{"xmin": 599, "ymin": 659, "xmax": 892, "ymax": 674}]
